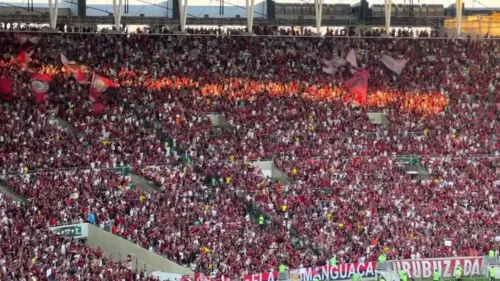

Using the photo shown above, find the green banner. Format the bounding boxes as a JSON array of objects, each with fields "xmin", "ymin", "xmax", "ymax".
[{"xmin": 50, "ymin": 223, "xmax": 88, "ymax": 239}]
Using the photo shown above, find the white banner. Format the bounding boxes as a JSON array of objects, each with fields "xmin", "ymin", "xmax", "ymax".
[{"xmin": 390, "ymin": 257, "xmax": 484, "ymax": 278}]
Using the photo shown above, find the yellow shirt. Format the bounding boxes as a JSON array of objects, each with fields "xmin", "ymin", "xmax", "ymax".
[
  {"xmin": 229, "ymin": 155, "xmax": 235, "ymax": 162},
  {"xmin": 292, "ymin": 168, "xmax": 298, "ymax": 175}
]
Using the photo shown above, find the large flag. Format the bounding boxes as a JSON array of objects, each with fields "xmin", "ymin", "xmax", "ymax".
[
  {"xmin": 345, "ymin": 70, "xmax": 369, "ymax": 105},
  {"xmin": 0, "ymin": 78, "xmax": 13, "ymax": 95},
  {"xmin": 92, "ymin": 102, "xmax": 106, "ymax": 115},
  {"xmin": 380, "ymin": 55, "xmax": 407, "ymax": 75},
  {"xmin": 0, "ymin": 77, "xmax": 14, "ymax": 101},
  {"xmin": 30, "ymin": 73, "xmax": 54, "ymax": 103},
  {"xmin": 61, "ymin": 54, "xmax": 86, "ymax": 84},
  {"xmin": 90, "ymin": 73, "xmax": 117, "ymax": 101},
  {"xmin": 346, "ymin": 50, "xmax": 358, "ymax": 69},
  {"xmin": 17, "ymin": 46, "xmax": 35, "ymax": 69},
  {"xmin": 322, "ymin": 57, "xmax": 347, "ymax": 75}
]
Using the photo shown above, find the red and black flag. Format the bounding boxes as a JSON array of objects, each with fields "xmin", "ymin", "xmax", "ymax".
[
  {"xmin": 30, "ymin": 73, "xmax": 58, "ymax": 103},
  {"xmin": 17, "ymin": 46, "xmax": 36, "ymax": 69},
  {"xmin": 61, "ymin": 54, "xmax": 87, "ymax": 84},
  {"xmin": 345, "ymin": 70, "xmax": 370, "ymax": 105},
  {"xmin": 90, "ymin": 73, "xmax": 117, "ymax": 102},
  {"xmin": 92, "ymin": 102, "xmax": 106, "ymax": 116}
]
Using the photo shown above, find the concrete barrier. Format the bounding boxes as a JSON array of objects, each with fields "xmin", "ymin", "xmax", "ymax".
[
  {"xmin": 130, "ymin": 173, "xmax": 159, "ymax": 192},
  {"xmin": 251, "ymin": 161, "xmax": 292, "ymax": 183},
  {"xmin": 0, "ymin": 181, "xmax": 27, "ymax": 203},
  {"xmin": 85, "ymin": 224, "xmax": 194, "ymax": 276}
]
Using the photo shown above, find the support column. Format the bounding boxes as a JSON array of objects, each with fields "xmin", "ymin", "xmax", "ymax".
[
  {"xmin": 178, "ymin": 0, "xmax": 188, "ymax": 32},
  {"xmin": 385, "ymin": 0, "xmax": 392, "ymax": 37},
  {"xmin": 456, "ymin": 0, "xmax": 462, "ymax": 37},
  {"xmin": 246, "ymin": 0, "xmax": 255, "ymax": 33},
  {"xmin": 48, "ymin": 0, "xmax": 59, "ymax": 29},
  {"xmin": 314, "ymin": 0, "xmax": 323, "ymax": 35},
  {"xmin": 113, "ymin": 0, "xmax": 123, "ymax": 31}
]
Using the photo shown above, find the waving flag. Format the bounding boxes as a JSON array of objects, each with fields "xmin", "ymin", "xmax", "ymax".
[
  {"xmin": 322, "ymin": 57, "xmax": 347, "ymax": 75},
  {"xmin": 90, "ymin": 73, "xmax": 117, "ymax": 101},
  {"xmin": 60, "ymin": 53, "xmax": 70, "ymax": 65},
  {"xmin": 345, "ymin": 70, "xmax": 369, "ymax": 105},
  {"xmin": 61, "ymin": 54, "xmax": 86, "ymax": 84},
  {"xmin": 0, "ymin": 77, "xmax": 14, "ymax": 101},
  {"xmin": 322, "ymin": 65, "xmax": 336, "ymax": 75},
  {"xmin": 346, "ymin": 50, "xmax": 358, "ymax": 69},
  {"xmin": 380, "ymin": 55, "xmax": 407, "ymax": 75},
  {"xmin": 92, "ymin": 102, "xmax": 106, "ymax": 115},
  {"xmin": 30, "ymin": 73, "xmax": 54, "ymax": 103},
  {"xmin": 17, "ymin": 47, "xmax": 35, "ymax": 69}
]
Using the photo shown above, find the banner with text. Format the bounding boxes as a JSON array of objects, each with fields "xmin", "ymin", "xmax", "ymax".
[
  {"xmin": 244, "ymin": 262, "xmax": 376, "ymax": 281},
  {"xmin": 390, "ymin": 257, "xmax": 484, "ymax": 278},
  {"xmin": 195, "ymin": 263, "xmax": 375, "ymax": 281},
  {"xmin": 50, "ymin": 223, "xmax": 88, "ymax": 239}
]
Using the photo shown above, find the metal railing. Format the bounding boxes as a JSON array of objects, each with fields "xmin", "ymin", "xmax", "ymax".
[{"xmin": 1, "ymin": 28, "xmax": 499, "ymax": 40}]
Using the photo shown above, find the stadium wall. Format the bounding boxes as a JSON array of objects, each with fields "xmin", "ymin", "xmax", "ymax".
[{"xmin": 85, "ymin": 223, "xmax": 194, "ymax": 276}]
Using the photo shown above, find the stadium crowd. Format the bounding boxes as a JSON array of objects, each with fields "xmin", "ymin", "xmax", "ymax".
[
  {"xmin": 0, "ymin": 193, "xmax": 156, "ymax": 280},
  {"xmin": 0, "ymin": 31, "xmax": 499, "ymax": 279}
]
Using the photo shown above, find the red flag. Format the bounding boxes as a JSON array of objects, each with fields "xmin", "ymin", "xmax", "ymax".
[
  {"xmin": 89, "ymin": 91, "xmax": 100, "ymax": 102},
  {"xmin": 34, "ymin": 92, "xmax": 48, "ymax": 103},
  {"xmin": 61, "ymin": 54, "xmax": 86, "ymax": 84},
  {"xmin": 30, "ymin": 73, "xmax": 53, "ymax": 95},
  {"xmin": 0, "ymin": 77, "xmax": 13, "ymax": 96},
  {"xmin": 17, "ymin": 46, "xmax": 35, "ymax": 69},
  {"xmin": 92, "ymin": 102, "xmax": 106, "ymax": 115},
  {"xmin": 90, "ymin": 73, "xmax": 117, "ymax": 101},
  {"xmin": 345, "ymin": 70, "xmax": 369, "ymax": 105}
]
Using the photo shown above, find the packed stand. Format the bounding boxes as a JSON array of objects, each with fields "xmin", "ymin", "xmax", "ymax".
[
  {"xmin": 0, "ymin": 32, "xmax": 499, "ymax": 277},
  {"xmin": 0, "ymin": 192, "xmax": 155, "ymax": 280}
]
